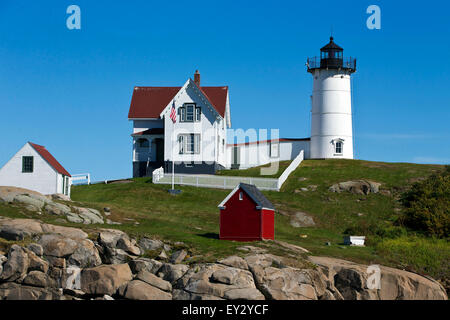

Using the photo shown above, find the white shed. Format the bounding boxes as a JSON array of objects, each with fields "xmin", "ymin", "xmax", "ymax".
[{"xmin": 0, "ymin": 142, "xmax": 72, "ymax": 197}]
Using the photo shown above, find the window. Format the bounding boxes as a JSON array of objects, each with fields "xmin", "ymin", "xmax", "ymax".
[
  {"xmin": 22, "ymin": 156, "xmax": 33, "ymax": 173},
  {"xmin": 137, "ymin": 138, "xmax": 149, "ymax": 148},
  {"xmin": 335, "ymin": 141, "xmax": 343, "ymax": 154},
  {"xmin": 180, "ymin": 104, "xmax": 201, "ymax": 122},
  {"xmin": 186, "ymin": 105, "xmax": 194, "ymax": 122},
  {"xmin": 195, "ymin": 107, "xmax": 201, "ymax": 121},
  {"xmin": 270, "ymin": 142, "xmax": 279, "ymax": 158},
  {"xmin": 239, "ymin": 192, "xmax": 243, "ymax": 200},
  {"xmin": 179, "ymin": 134, "xmax": 200, "ymax": 154},
  {"xmin": 65, "ymin": 176, "xmax": 69, "ymax": 195}
]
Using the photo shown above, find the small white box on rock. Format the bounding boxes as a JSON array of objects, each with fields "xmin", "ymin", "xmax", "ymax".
[{"xmin": 344, "ymin": 236, "xmax": 365, "ymax": 246}]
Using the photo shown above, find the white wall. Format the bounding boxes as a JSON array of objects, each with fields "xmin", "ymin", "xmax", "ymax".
[
  {"xmin": 226, "ymin": 140, "xmax": 310, "ymax": 169},
  {"xmin": 0, "ymin": 143, "xmax": 59, "ymax": 195},
  {"xmin": 162, "ymin": 81, "xmax": 227, "ymax": 167},
  {"xmin": 310, "ymin": 69, "xmax": 353, "ymax": 159}
]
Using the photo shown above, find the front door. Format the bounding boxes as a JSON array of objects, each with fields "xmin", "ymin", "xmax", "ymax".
[{"xmin": 155, "ymin": 138, "xmax": 164, "ymax": 163}]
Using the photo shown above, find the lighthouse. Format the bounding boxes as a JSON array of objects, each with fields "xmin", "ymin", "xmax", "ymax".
[{"xmin": 307, "ymin": 37, "xmax": 356, "ymax": 159}]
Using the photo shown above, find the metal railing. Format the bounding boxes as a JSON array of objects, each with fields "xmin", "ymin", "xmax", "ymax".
[{"xmin": 307, "ymin": 56, "xmax": 356, "ymax": 71}]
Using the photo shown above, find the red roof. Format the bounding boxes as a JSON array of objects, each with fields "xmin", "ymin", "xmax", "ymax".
[
  {"xmin": 29, "ymin": 142, "xmax": 71, "ymax": 177},
  {"xmin": 128, "ymin": 85, "xmax": 228, "ymax": 119}
]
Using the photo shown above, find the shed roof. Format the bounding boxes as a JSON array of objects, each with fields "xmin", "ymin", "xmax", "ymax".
[
  {"xmin": 239, "ymin": 183, "xmax": 274, "ymax": 210},
  {"xmin": 218, "ymin": 183, "xmax": 274, "ymax": 210},
  {"xmin": 29, "ymin": 142, "xmax": 71, "ymax": 177}
]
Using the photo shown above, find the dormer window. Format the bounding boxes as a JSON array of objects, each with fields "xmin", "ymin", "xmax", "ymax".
[{"xmin": 180, "ymin": 104, "xmax": 201, "ymax": 122}]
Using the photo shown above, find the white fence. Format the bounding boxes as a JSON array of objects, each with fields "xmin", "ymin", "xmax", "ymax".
[
  {"xmin": 71, "ymin": 173, "xmax": 91, "ymax": 185},
  {"xmin": 154, "ymin": 173, "xmax": 278, "ymax": 190},
  {"xmin": 152, "ymin": 150, "xmax": 304, "ymax": 191},
  {"xmin": 152, "ymin": 167, "xmax": 164, "ymax": 182},
  {"xmin": 277, "ymin": 150, "xmax": 304, "ymax": 189}
]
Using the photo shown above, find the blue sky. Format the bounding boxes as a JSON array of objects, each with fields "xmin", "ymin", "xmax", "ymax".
[{"xmin": 0, "ymin": 0, "xmax": 449, "ymax": 181}]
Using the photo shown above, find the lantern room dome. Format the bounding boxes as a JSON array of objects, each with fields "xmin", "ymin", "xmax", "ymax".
[
  {"xmin": 320, "ymin": 36, "xmax": 343, "ymax": 51},
  {"xmin": 307, "ymin": 36, "xmax": 356, "ymax": 73}
]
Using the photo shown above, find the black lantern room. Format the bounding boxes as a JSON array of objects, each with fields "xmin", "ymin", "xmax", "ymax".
[{"xmin": 307, "ymin": 37, "xmax": 356, "ymax": 73}]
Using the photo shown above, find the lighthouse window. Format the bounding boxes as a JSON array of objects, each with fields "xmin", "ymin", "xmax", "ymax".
[{"xmin": 335, "ymin": 142, "xmax": 343, "ymax": 154}]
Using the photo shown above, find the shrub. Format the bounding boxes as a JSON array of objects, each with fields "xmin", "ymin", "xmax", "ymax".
[
  {"xmin": 375, "ymin": 236, "xmax": 450, "ymax": 280},
  {"xmin": 400, "ymin": 166, "xmax": 450, "ymax": 238}
]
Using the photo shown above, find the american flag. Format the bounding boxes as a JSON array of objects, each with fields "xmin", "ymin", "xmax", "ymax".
[{"xmin": 169, "ymin": 100, "xmax": 177, "ymax": 123}]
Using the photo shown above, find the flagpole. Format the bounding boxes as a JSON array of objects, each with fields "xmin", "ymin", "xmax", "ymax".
[
  {"xmin": 172, "ymin": 120, "xmax": 175, "ymax": 190},
  {"xmin": 168, "ymin": 99, "xmax": 180, "ymax": 194},
  {"xmin": 171, "ymin": 100, "xmax": 175, "ymax": 190}
]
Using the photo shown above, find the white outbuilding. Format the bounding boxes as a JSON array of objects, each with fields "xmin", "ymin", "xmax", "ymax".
[{"xmin": 0, "ymin": 142, "xmax": 72, "ymax": 197}]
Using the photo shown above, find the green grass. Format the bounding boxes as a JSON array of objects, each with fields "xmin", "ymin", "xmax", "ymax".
[
  {"xmin": 2, "ymin": 159, "xmax": 447, "ymax": 281},
  {"xmin": 376, "ymin": 236, "xmax": 450, "ymax": 280},
  {"xmin": 216, "ymin": 160, "xmax": 292, "ymax": 178}
]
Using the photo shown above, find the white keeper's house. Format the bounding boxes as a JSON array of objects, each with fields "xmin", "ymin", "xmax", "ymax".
[
  {"xmin": 128, "ymin": 37, "xmax": 357, "ymax": 177},
  {"xmin": 0, "ymin": 142, "xmax": 72, "ymax": 196}
]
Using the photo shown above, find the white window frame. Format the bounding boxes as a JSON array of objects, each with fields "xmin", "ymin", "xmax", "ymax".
[
  {"xmin": 270, "ymin": 142, "xmax": 280, "ymax": 158},
  {"xmin": 239, "ymin": 192, "xmax": 243, "ymax": 200},
  {"xmin": 179, "ymin": 134, "xmax": 200, "ymax": 154},
  {"xmin": 195, "ymin": 107, "xmax": 201, "ymax": 121},
  {"xmin": 180, "ymin": 104, "xmax": 201, "ymax": 122},
  {"xmin": 332, "ymin": 138, "xmax": 344, "ymax": 155},
  {"xmin": 186, "ymin": 105, "xmax": 194, "ymax": 122},
  {"xmin": 180, "ymin": 107, "xmax": 186, "ymax": 122},
  {"xmin": 335, "ymin": 142, "xmax": 343, "ymax": 154}
]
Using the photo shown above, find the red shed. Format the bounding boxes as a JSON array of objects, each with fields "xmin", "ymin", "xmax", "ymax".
[{"xmin": 218, "ymin": 183, "xmax": 275, "ymax": 241}]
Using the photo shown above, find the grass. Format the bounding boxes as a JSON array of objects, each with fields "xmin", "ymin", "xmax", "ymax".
[
  {"xmin": 216, "ymin": 160, "xmax": 292, "ymax": 178},
  {"xmin": 1, "ymin": 159, "xmax": 447, "ymax": 281},
  {"xmin": 376, "ymin": 236, "xmax": 450, "ymax": 280}
]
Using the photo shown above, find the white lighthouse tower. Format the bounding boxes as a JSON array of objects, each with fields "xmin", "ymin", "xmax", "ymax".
[{"xmin": 307, "ymin": 37, "xmax": 356, "ymax": 159}]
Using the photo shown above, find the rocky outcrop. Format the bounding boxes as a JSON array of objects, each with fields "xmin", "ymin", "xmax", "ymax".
[
  {"xmin": 81, "ymin": 264, "xmax": 133, "ymax": 295},
  {"xmin": 0, "ymin": 218, "xmax": 447, "ymax": 300},
  {"xmin": 121, "ymin": 280, "xmax": 172, "ymax": 300},
  {"xmin": 309, "ymin": 256, "xmax": 447, "ymax": 300},
  {"xmin": 289, "ymin": 212, "xmax": 316, "ymax": 227},
  {"xmin": 0, "ymin": 187, "xmax": 106, "ymax": 224},
  {"xmin": 329, "ymin": 180, "xmax": 382, "ymax": 195}
]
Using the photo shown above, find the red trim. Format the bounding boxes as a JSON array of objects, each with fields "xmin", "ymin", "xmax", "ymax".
[
  {"xmin": 227, "ymin": 138, "xmax": 310, "ymax": 147},
  {"xmin": 29, "ymin": 142, "xmax": 71, "ymax": 177}
]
